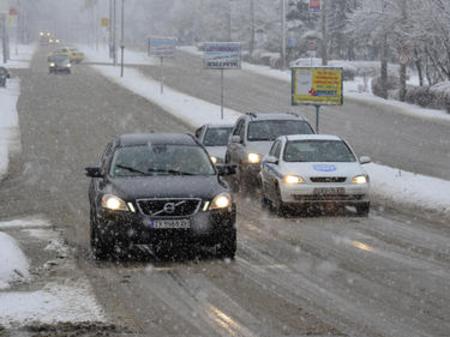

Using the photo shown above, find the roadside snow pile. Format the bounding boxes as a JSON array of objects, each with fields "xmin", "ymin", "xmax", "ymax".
[
  {"xmin": 0, "ymin": 232, "xmax": 30, "ymax": 289},
  {"xmin": 80, "ymin": 44, "xmax": 158, "ymax": 66},
  {"xmin": 4, "ymin": 44, "xmax": 36, "ymax": 69},
  {"xmin": 367, "ymin": 164, "xmax": 450, "ymax": 214},
  {"xmin": 0, "ymin": 216, "xmax": 50, "ymax": 229},
  {"xmin": 0, "ymin": 78, "xmax": 21, "ymax": 179},
  {"xmin": 92, "ymin": 65, "xmax": 241, "ymax": 126},
  {"xmin": 0, "ymin": 281, "xmax": 105, "ymax": 326}
]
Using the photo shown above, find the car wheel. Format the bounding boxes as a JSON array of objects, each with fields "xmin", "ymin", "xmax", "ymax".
[
  {"xmin": 273, "ymin": 185, "xmax": 288, "ymax": 217},
  {"xmin": 260, "ymin": 182, "xmax": 270, "ymax": 209},
  {"xmin": 90, "ymin": 212, "xmax": 108, "ymax": 260},
  {"xmin": 356, "ymin": 202, "xmax": 370, "ymax": 217},
  {"xmin": 217, "ymin": 229, "xmax": 237, "ymax": 259}
]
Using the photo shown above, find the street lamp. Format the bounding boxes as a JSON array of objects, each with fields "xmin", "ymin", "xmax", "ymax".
[{"xmin": 120, "ymin": 0, "xmax": 124, "ymax": 77}]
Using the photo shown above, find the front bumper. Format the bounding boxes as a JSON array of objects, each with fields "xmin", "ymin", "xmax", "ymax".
[
  {"xmin": 240, "ymin": 163, "xmax": 261, "ymax": 184},
  {"xmin": 95, "ymin": 206, "xmax": 236, "ymax": 246},
  {"xmin": 279, "ymin": 183, "xmax": 370, "ymax": 205}
]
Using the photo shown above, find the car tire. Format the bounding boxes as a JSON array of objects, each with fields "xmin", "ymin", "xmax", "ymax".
[
  {"xmin": 90, "ymin": 212, "xmax": 109, "ymax": 260},
  {"xmin": 217, "ymin": 229, "xmax": 237, "ymax": 259},
  {"xmin": 273, "ymin": 185, "xmax": 288, "ymax": 217},
  {"xmin": 356, "ymin": 203, "xmax": 370, "ymax": 217}
]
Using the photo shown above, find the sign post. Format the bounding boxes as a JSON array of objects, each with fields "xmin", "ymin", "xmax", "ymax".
[
  {"xmin": 148, "ymin": 36, "xmax": 177, "ymax": 94},
  {"xmin": 291, "ymin": 67, "xmax": 343, "ymax": 133},
  {"xmin": 203, "ymin": 42, "xmax": 241, "ymax": 120}
]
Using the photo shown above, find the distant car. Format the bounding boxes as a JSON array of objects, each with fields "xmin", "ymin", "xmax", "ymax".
[
  {"xmin": 54, "ymin": 47, "xmax": 85, "ymax": 64},
  {"xmin": 86, "ymin": 133, "xmax": 237, "ymax": 259},
  {"xmin": 260, "ymin": 134, "xmax": 371, "ymax": 216},
  {"xmin": 225, "ymin": 112, "xmax": 315, "ymax": 190},
  {"xmin": 48, "ymin": 54, "xmax": 71, "ymax": 74},
  {"xmin": 0, "ymin": 67, "xmax": 11, "ymax": 87},
  {"xmin": 195, "ymin": 123, "xmax": 234, "ymax": 164}
]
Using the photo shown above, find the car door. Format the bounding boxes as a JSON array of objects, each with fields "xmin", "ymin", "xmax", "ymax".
[{"xmin": 264, "ymin": 140, "xmax": 282, "ymax": 200}]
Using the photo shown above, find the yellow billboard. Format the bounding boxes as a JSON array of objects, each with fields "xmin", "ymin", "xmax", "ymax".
[{"xmin": 291, "ymin": 67, "xmax": 343, "ymax": 106}]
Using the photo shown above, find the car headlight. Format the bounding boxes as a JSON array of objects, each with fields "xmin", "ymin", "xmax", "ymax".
[
  {"xmin": 210, "ymin": 156, "xmax": 218, "ymax": 164},
  {"xmin": 283, "ymin": 175, "xmax": 305, "ymax": 184},
  {"xmin": 247, "ymin": 153, "xmax": 261, "ymax": 164},
  {"xmin": 352, "ymin": 175, "xmax": 369, "ymax": 185},
  {"xmin": 67, "ymin": 63, "xmax": 71, "ymax": 67},
  {"xmin": 101, "ymin": 194, "xmax": 129, "ymax": 211},
  {"xmin": 49, "ymin": 62, "xmax": 55, "ymax": 67},
  {"xmin": 209, "ymin": 193, "xmax": 232, "ymax": 210}
]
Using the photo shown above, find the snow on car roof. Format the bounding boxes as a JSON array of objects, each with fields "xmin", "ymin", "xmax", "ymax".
[
  {"xmin": 285, "ymin": 134, "xmax": 342, "ymax": 142},
  {"xmin": 205, "ymin": 123, "xmax": 234, "ymax": 128}
]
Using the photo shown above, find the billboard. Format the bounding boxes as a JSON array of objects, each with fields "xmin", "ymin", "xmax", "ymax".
[
  {"xmin": 148, "ymin": 36, "xmax": 177, "ymax": 57},
  {"xmin": 309, "ymin": 0, "xmax": 321, "ymax": 13},
  {"xmin": 203, "ymin": 42, "xmax": 241, "ymax": 69},
  {"xmin": 292, "ymin": 67, "xmax": 343, "ymax": 106}
]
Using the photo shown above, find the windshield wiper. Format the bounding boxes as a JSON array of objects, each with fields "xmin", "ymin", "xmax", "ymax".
[
  {"xmin": 147, "ymin": 168, "xmax": 196, "ymax": 176},
  {"xmin": 115, "ymin": 164, "xmax": 146, "ymax": 175}
]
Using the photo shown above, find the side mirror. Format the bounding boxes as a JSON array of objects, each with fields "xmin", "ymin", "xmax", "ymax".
[
  {"xmin": 360, "ymin": 156, "xmax": 371, "ymax": 165},
  {"xmin": 231, "ymin": 135, "xmax": 241, "ymax": 144},
  {"xmin": 85, "ymin": 167, "xmax": 104, "ymax": 178},
  {"xmin": 264, "ymin": 156, "xmax": 279, "ymax": 165},
  {"xmin": 216, "ymin": 164, "xmax": 237, "ymax": 176}
]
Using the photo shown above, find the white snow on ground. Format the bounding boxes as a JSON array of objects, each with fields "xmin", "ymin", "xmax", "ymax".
[
  {"xmin": 92, "ymin": 65, "xmax": 241, "ymax": 127},
  {"xmin": 0, "ymin": 216, "xmax": 51, "ymax": 229},
  {"xmin": 0, "ymin": 281, "xmax": 105, "ymax": 327},
  {"xmin": 180, "ymin": 46, "xmax": 450, "ymax": 123},
  {"xmin": 367, "ymin": 164, "xmax": 450, "ymax": 214},
  {"xmin": 84, "ymin": 47, "xmax": 450, "ymax": 215},
  {"xmin": 2, "ymin": 44, "xmax": 36, "ymax": 69},
  {"xmin": 80, "ymin": 44, "xmax": 158, "ymax": 66},
  {"xmin": 0, "ymin": 232, "xmax": 30, "ymax": 289},
  {"xmin": 0, "ymin": 78, "xmax": 21, "ymax": 179}
]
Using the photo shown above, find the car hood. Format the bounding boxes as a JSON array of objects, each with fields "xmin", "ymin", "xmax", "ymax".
[
  {"xmin": 108, "ymin": 175, "xmax": 226, "ymax": 201},
  {"xmin": 245, "ymin": 141, "xmax": 273, "ymax": 156},
  {"xmin": 205, "ymin": 146, "xmax": 227, "ymax": 160},
  {"xmin": 280, "ymin": 162, "xmax": 366, "ymax": 178}
]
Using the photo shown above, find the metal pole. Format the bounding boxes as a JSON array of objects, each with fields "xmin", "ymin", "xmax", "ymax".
[
  {"xmin": 221, "ymin": 69, "xmax": 224, "ymax": 120},
  {"xmin": 315, "ymin": 105, "xmax": 320, "ymax": 133},
  {"xmin": 120, "ymin": 0, "xmax": 125, "ymax": 77},
  {"xmin": 160, "ymin": 56, "xmax": 164, "ymax": 94},
  {"xmin": 109, "ymin": 0, "xmax": 113, "ymax": 59},
  {"xmin": 321, "ymin": 0, "xmax": 328, "ymax": 66},
  {"xmin": 1, "ymin": 14, "xmax": 7, "ymax": 64},
  {"xmin": 113, "ymin": 0, "xmax": 117, "ymax": 66},
  {"xmin": 281, "ymin": 0, "xmax": 286, "ymax": 69},
  {"xmin": 228, "ymin": 0, "xmax": 232, "ymax": 41}
]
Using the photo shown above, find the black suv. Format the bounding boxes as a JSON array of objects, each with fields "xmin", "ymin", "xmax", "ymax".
[{"xmin": 86, "ymin": 133, "xmax": 237, "ymax": 259}]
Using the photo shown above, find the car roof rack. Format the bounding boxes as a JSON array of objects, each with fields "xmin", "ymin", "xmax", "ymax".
[
  {"xmin": 245, "ymin": 112, "xmax": 258, "ymax": 119},
  {"xmin": 286, "ymin": 112, "xmax": 300, "ymax": 118}
]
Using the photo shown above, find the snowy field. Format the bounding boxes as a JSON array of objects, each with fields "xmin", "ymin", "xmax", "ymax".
[
  {"xmin": 2, "ymin": 44, "xmax": 36, "ymax": 69},
  {"xmin": 0, "ymin": 217, "xmax": 105, "ymax": 327},
  {"xmin": 180, "ymin": 46, "xmax": 450, "ymax": 123},
  {"xmin": 82, "ymin": 46, "xmax": 450, "ymax": 216},
  {"xmin": 79, "ymin": 44, "xmax": 158, "ymax": 66}
]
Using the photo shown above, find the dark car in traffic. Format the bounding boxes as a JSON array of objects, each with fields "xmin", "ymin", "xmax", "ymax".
[
  {"xmin": 86, "ymin": 133, "xmax": 237, "ymax": 259},
  {"xmin": 48, "ymin": 54, "xmax": 71, "ymax": 74}
]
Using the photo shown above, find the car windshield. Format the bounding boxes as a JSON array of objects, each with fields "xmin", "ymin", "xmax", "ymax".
[
  {"xmin": 110, "ymin": 144, "xmax": 215, "ymax": 177},
  {"xmin": 284, "ymin": 140, "xmax": 356, "ymax": 163},
  {"xmin": 49, "ymin": 54, "xmax": 69, "ymax": 63},
  {"xmin": 203, "ymin": 127, "xmax": 233, "ymax": 146},
  {"xmin": 247, "ymin": 120, "xmax": 313, "ymax": 141}
]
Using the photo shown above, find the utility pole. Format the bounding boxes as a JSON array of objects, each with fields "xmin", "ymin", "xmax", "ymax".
[
  {"xmin": 249, "ymin": 0, "xmax": 255, "ymax": 55},
  {"xmin": 120, "ymin": 0, "xmax": 125, "ymax": 77},
  {"xmin": 380, "ymin": 0, "xmax": 388, "ymax": 99},
  {"xmin": 1, "ymin": 13, "xmax": 8, "ymax": 64},
  {"xmin": 112, "ymin": 0, "xmax": 117, "ymax": 66},
  {"xmin": 320, "ymin": 0, "xmax": 328, "ymax": 65},
  {"xmin": 228, "ymin": 0, "xmax": 232, "ymax": 41},
  {"xmin": 281, "ymin": 0, "xmax": 286, "ymax": 69},
  {"xmin": 109, "ymin": 0, "xmax": 113, "ymax": 59},
  {"xmin": 398, "ymin": 0, "xmax": 407, "ymax": 102}
]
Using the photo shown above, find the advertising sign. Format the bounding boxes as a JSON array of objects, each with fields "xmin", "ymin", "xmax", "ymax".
[
  {"xmin": 203, "ymin": 42, "xmax": 241, "ymax": 69},
  {"xmin": 148, "ymin": 36, "xmax": 177, "ymax": 57},
  {"xmin": 292, "ymin": 67, "xmax": 343, "ymax": 106},
  {"xmin": 309, "ymin": 0, "xmax": 321, "ymax": 13}
]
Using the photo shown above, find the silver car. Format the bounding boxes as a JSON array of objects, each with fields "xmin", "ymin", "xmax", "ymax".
[{"xmin": 195, "ymin": 123, "xmax": 234, "ymax": 164}]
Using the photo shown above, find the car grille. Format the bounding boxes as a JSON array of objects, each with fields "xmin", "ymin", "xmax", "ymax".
[
  {"xmin": 137, "ymin": 199, "xmax": 201, "ymax": 217},
  {"xmin": 310, "ymin": 177, "xmax": 347, "ymax": 183},
  {"xmin": 293, "ymin": 194, "xmax": 364, "ymax": 201}
]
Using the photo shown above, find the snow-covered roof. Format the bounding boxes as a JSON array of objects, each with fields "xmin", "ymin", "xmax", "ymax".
[{"xmin": 285, "ymin": 134, "xmax": 342, "ymax": 142}]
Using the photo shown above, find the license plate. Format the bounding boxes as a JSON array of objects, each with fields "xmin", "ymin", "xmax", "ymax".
[
  {"xmin": 146, "ymin": 218, "xmax": 191, "ymax": 229},
  {"xmin": 313, "ymin": 187, "xmax": 345, "ymax": 195}
]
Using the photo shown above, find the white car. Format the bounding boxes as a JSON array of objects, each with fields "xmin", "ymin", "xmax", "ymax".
[
  {"xmin": 260, "ymin": 134, "xmax": 371, "ymax": 216},
  {"xmin": 195, "ymin": 123, "xmax": 234, "ymax": 164}
]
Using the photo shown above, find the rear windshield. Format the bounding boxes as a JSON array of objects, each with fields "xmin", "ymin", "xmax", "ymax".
[
  {"xmin": 203, "ymin": 127, "xmax": 233, "ymax": 146},
  {"xmin": 284, "ymin": 140, "xmax": 357, "ymax": 163},
  {"xmin": 247, "ymin": 120, "xmax": 313, "ymax": 141}
]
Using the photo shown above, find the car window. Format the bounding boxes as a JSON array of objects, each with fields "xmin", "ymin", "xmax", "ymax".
[
  {"xmin": 247, "ymin": 120, "xmax": 313, "ymax": 141},
  {"xmin": 269, "ymin": 140, "xmax": 281, "ymax": 157},
  {"xmin": 233, "ymin": 119, "xmax": 244, "ymax": 136},
  {"xmin": 203, "ymin": 127, "xmax": 233, "ymax": 146},
  {"xmin": 273, "ymin": 141, "xmax": 282, "ymax": 158},
  {"xmin": 110, "ymin": 145, "xmax": 216, "ymax": 177},
  {"xmin": 284, "ymin": 140, "xmax": 357, "ymax": 163}
]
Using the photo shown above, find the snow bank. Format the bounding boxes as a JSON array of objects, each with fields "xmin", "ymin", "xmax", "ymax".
[
  {"xmin": 3, "ymin": 44, "xmax": 36, "ymax": 69},
  {"xmin": 92, "ymin": 65, "xmax": 241, "ymax": 127},
  {"xmin": 80, "ymin": 44, "xmax": 158, "ymax": 66},
  {"xmin": 367, "ymin": 164, "xmax": 450, "ymax": 215},
  {"xmin": 0, "ymin": 216, "xmax": 51, "ymax": 229},
  {"xmin": 0, "ymin": 281, "xmax": 105, "ymax": 326},
  {"xmin": 0, "ymin": 232, "xmax": 30, "ymax": 289},
  {"xmin": 0, "ymin": 78, "xmax": 21, "ymax": 179}
]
